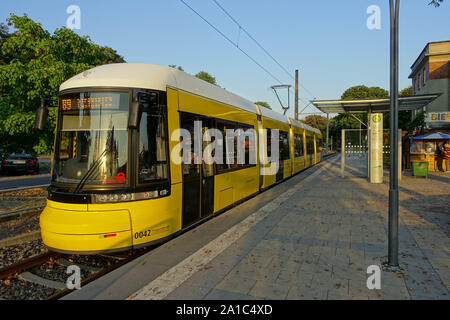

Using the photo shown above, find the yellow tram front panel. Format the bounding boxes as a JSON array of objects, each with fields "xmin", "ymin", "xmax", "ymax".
[
  {"xmin": 40, "ymin": 200, "xmax": 133, "ymax": 253},
  {"xmin": 87, "ymin": 185, "xmax": 182, "ymax": 248}
]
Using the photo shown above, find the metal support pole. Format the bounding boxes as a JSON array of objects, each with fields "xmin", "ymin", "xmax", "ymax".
[
  {"xmin": 341, "ymin": 130, "xmax": 345, "ymax": 178},
  {"xmin": 295, "ymin": 70, "xmax": 299, "ymax": 120},
  {"xmin": 367, "ymin": 113, "xmax": 371, "ymax": 180},
  {"xmin": 359, "ymin": 122, "xmax": 361, "ymax": 154},
  {"xmin": 326, "ymin": 113, "xmax": 329, "ymax": 153},
  {"xmin": 388, "ymin": 0, "xmax": 400, "ymax": 267},
  {"xmin": 398, "ymin": 129, "xmax": 402, "ymax": 181}
]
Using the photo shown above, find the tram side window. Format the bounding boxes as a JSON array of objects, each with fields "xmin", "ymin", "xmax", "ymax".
[
  {"xmin": 294, "ymin": 133, "xmax": 304, "ymax": 157},
  {"xmin": 266, "ymin": 128, "xmax": 272, "ymax": 158},
  {"xmin": 317, "ymin": 138, "xmax": 323, "ymax": 154},
  {"xmin": 216, "ymin": 121, "xmax": 232, "ymax": 172},
  {"xmin": 306, "ymin": 136, "xmax": 315, "ymax": 155},
  {"xmin": 216, "ymin": 121, "xmax": 254, "ymax": 172},
  {"xmin": 235, "ymin": 123, "xmax": 254, "ymax": 168},
  {"xmin": 138, "ymin": 107, "xmax": 168, "ymax": 183},
  {"xmin": 279, "ymin": 130, "xmax": 290, "ymax": 161}
]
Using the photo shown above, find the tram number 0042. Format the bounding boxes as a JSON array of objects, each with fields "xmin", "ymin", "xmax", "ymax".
[{"xmin": 134, "ymin": 230, "xmax": 151, "ymax": 239}]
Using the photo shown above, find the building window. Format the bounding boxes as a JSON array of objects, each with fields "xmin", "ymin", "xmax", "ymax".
[{"xmin": 422, "ymin": 68, "xmax": 426, "ymax": 86}]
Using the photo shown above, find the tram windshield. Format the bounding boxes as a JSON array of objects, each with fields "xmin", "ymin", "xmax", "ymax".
[{"xmin": 54, "ymin": 91, "xmax": 129, "ymax": 187}]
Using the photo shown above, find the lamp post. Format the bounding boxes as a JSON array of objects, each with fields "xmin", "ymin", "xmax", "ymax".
[{"xmin": 388, "ymin": 0, "xmax": 400, "ymax": 267}]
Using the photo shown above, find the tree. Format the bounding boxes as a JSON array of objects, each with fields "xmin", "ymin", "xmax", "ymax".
[
  {"xmin": 327, "ymin": 85, "xmax": 389, "ymax": 144},
  {"xmin": 399, "ymin": 86, "xmax": 412, "ymax": 97},
  {"xmin": 0, "ymin": 14, "xmax": 125, "ymax": 155},
  {"xmin": 254, "ymin": 101, "xmax": 271, "ymax": 110},
  {"xmin": 0, "ymin": 23, "xmax": 10, "ymax": 64},
  {"xmin": 383, "ymin": 86, "xmax": 414, "ymax": 131},
  {"xmin": 408, "ymin": 111, "xmax": 426, "ymax": 133},
  {"xmin": 0, "ymin": 23, "xmax": 8, "ymax": 40},
  {"xmin": 341, "ymin": 85, "xmax": 389, "ymax": 100},
  {"xmin": 303, "ymin": 115, "xmax": 328, "ymax": 135},
  {"xmin": 195, "ymin": 71, "xmax": 217, "ymax": 85}
]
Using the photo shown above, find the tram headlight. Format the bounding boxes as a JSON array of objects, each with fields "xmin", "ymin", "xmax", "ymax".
[{"xmin": 92, "ymin": 190, "xmax": 163, "ymax": 203}]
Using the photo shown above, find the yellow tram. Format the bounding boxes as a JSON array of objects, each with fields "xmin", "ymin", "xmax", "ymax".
[{"xmin": 38, "ymin": 63, "xmax": 323, "ymax": 254}]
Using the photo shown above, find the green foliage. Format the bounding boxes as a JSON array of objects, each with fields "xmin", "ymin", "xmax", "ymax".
[
  {"xmin": 328, "ymin": 84, "xmax": 388, "ymax": 136},
  {"xmin": 195, "ymin": 71, "xmax": 217, "ymax": 85},
  {"xmin": 254, "ymin": 101, "xmax": 271, "ymax": 110},
  {"xmin": 399, "ymin": 86, "xmax": 412, "ymax": 97},
  {"xmin": 303, "ymin": 115, "xmax": 328, "ymax": 136},
  {"xmin": 341, "ymin": 85, "xmax": 388, "ymax": 100},
  {"xmin": 0, "ymin": 14, "xmax": 125, "ymax": 155},
  {"xmin": 408, "ymin": 111, "xmax": 426, "ymax": 132},
  {"xmin": 384, "ymin": 87, "xmax": 413, "ymax": 131}
]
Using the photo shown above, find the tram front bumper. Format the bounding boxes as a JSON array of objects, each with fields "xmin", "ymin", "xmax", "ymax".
[{"xmin": 39, "ymin": 202, "xmax": 133, "ymax": 254}]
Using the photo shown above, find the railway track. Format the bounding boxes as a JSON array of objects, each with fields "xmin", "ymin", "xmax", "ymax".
[
  {"xmin": 0, "ymin": 246, "xmax": 156, "ymax": 300},
  {"xmin": 0, "ymin": 251, "xmax": 60, "ymax": 281}
]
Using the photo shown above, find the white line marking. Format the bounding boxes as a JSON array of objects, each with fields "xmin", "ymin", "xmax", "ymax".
[{"xmin": 127, "ymin": 161, "xmax": 332, "ymax": 300}]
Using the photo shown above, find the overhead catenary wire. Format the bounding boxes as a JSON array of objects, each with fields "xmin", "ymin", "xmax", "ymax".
[
  {"xmin": 211, "ymin": 0, "xmax": 318, "ymax": 101},
  {"xmin": 180, "ymin": 0, "xmax": 320, "ymax": 116},
  {"xmin": 179, "ymin": 0, "xmax": 283, "ymax": 84}
]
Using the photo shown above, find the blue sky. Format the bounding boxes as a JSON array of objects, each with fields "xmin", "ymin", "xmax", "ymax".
[{"xmin": 1, "ymin": 0, "xmax": 449, "ymax": 118}]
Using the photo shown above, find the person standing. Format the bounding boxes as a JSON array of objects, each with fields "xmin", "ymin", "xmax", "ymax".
[
  {"xmin": 436, "ymin": 141, "xmax": 444, "ymax": 172},
  {"xmin": 444, "ymin": 141, "xmax": 450, "ymax": 172}
]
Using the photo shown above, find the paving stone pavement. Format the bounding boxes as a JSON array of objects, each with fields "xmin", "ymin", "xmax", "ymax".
[{"xmin": 165, "ymin": 154, "xmax": 449, "ymax": 300}]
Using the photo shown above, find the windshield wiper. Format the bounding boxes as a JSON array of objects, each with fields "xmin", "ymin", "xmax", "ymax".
[{"xmin": 73, "ymin": 148, "xmax": 108, "ymax": 193}]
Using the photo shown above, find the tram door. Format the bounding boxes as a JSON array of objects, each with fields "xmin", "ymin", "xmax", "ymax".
[{"xmin": 181, "ymin": 113, "xmax": 214, "ymax": 228}]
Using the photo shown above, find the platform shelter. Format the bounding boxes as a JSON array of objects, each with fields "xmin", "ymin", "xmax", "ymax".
[{"xmin": 312, "ymin": 94, "xmax": 440, "ymax": 183}]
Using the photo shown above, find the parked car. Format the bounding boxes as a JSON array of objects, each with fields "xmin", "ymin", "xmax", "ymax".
[{"xmin": 1, "ymin": 151, "xmax": 39, "ymax": 175}]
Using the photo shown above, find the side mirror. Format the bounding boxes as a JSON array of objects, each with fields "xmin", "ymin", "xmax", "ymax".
[
  {"xmin": 128, "ymin": 100, "xmax": 142, "ymax": 129},
  {"xmin": 35, "ymin": 101, "xmax": 49, "ymax": 131}
]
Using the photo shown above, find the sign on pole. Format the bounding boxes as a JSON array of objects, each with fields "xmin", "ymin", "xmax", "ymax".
[{"xmin": 370, "ymin": 113, "xmax": 383, "ymax": 183}]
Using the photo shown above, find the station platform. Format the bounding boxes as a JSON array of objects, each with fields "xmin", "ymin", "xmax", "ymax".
[{"xmin": 64, "ymin": 154, "xmax": 450, "ymax": 300}]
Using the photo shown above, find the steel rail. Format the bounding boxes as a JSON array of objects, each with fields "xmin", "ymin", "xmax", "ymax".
[{"xmin": 0, "ymin": 251, "xmax": 61, "ymax": 280}]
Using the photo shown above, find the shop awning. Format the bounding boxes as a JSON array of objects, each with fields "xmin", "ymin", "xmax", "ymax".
[{"xmin": 411, "ymin": 132, "xmax": 450, "ymax": 140}]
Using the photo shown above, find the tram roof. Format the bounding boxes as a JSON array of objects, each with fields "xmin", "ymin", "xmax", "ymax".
[
  {"xmin": 60, "ymin": 63, "xmax": 322, "ymax": 132},
  {"xmin": 288, "ymin": 118, "xmax": 321, "ymax": 135},
  {"xmin": 255, "ymin": 104, "xmax": 290, "ymax": 125},
  {"xmin": 59, "ymin": 63, "xmax": 257, "ymax": 115}
]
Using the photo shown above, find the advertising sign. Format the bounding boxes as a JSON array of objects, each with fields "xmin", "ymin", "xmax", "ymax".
[{"xmin": 370, "ymin": 113, "xmax": 383, "ymax": 183}]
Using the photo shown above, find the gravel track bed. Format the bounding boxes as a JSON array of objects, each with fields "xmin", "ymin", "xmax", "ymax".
[
  {"xmin": 64, "ymin": 254, "xmax": 119, "ymax": 269},
  {"xmin": 30, "ymin": 260, "xmax": 94, "ymax": 283},
  {"xmin": 0, "ymin": 214, "xmax": 41, "ymax": 241},
  {"xmin": 0, "ymin": 239, "xmax": 48, "ymax": 268},
  {"xmin": 0, "ymin": 187, "xmax": 47, "ymax": 199},
  {"xmin": 0, "ymin": 278, "xmax": 57, "ymax": 300}
]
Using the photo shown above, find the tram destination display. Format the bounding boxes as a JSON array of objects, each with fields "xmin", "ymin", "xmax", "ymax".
[{"xmin": 61, "ymin": 93, "xmax": 123, "ymax": 111}]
